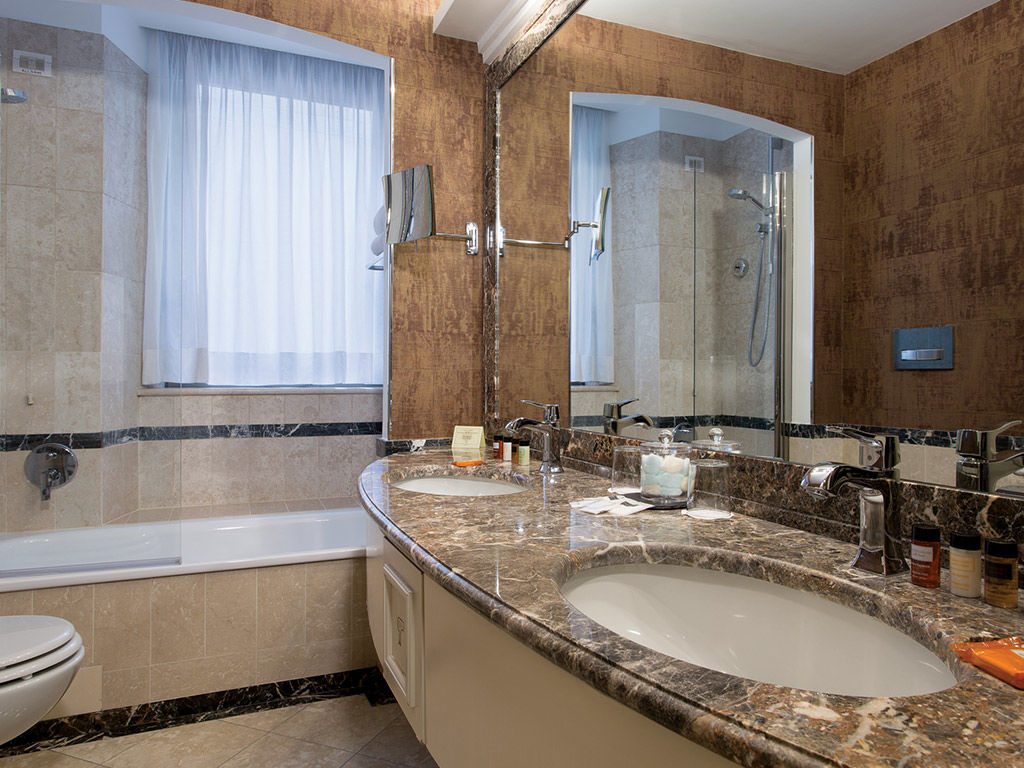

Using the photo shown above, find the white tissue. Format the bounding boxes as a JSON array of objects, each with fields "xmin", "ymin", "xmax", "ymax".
[{"xmin": 570, "ymin": 496, "xmax": 653, "ymax": 516}]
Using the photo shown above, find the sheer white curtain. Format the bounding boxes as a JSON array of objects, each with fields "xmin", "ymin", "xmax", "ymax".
[
  {"xmin": 143, "ymin": 31, "xmax": 387, "ymax": 386},
  {"xmin": 570, "ymin": 105, "xmax": 614, "ymax": 383}
]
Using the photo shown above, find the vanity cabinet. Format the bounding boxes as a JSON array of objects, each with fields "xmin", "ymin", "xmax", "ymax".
[
  {"xmin": 366, "ymin": 522, "xmax": 731, "ymax": 768},
  {"xmin": 366, "ymin": 525, "xmax": 425, "ymax": 740}
]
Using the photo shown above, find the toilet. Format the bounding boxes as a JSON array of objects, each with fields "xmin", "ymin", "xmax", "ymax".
[{"xmin": 0, "ymin": 616, "xmax": 84, "ymax": 745}]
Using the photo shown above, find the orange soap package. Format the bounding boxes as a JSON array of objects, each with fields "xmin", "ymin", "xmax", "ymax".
[{"xmin": 951, "ymin": 636, "xmax": 1024, "ymax": 689}]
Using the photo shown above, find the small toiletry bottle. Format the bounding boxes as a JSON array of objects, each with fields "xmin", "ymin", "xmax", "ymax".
[
  {"xmin": 949, "ymin": 531, "xmax": 983, "ymax": 598},
  {"xmin": 492, "ymin": 433, "xmax": 503, "ymax": 460},
  {"xmin": 984, "ymin": 539, "xmax": 1020, "ymax": 610},
  {"xmin": 518, "ymin": 437, "xmax": 530, "ymax": 467},
  {"xmin": 910, "ymin": 524, "xmax": 941, "ymax": 588},
  {"xmin": 502, "ymin": 435, "xmax": 513, "ymax": 462}
]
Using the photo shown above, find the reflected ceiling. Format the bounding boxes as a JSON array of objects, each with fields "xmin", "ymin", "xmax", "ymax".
[{"xmin": 438, "ymin": 0, "xmax": 999, "ymax": 73}]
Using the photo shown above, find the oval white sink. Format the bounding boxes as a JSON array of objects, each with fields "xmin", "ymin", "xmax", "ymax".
[
  {"xmin": 561, "ymin": 563, "xmax": 957, "ymax": 697},
  {"xmin": 390, "ymin": 476, "xmax": 525, "ymax": 496}
]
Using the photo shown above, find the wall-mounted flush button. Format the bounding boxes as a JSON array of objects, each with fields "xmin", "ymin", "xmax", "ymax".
[{"xmin": 893, "ymin": 326, "xmax": 954, "ymax": 370}]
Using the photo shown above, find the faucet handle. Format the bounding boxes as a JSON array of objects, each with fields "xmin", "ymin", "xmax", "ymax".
[
  {"xmin": 956, "ymin": 420, "xmax": 1022, "ymax": 459},
  {"xmin": 826, "ymin": 425, "xmax": 900, "ymax": 471},
  {"xmin": 603, "ymin": 398, "xmax": 638, "ymax": 419},
  {"xmin": 521, "ymin": 400, "xmax": 559, "ymax": 425}
]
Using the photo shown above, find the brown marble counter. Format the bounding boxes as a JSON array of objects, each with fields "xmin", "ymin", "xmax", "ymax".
[{"xmin": 358, "ymin": 450, "xmax": 1024, "ymax": 768}]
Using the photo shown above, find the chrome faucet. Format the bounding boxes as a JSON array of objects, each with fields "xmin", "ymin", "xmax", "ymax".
[
  {"xmin": 800, "ymin": 426, "xmax": 907, "ymax": 575},
  {"xmin": 603, "ymin": 398, "xmax": 654, "ymax": 435},
  {"xmin": 955, "ymin": 420, "xmax": 1024, "ymax": 493},
  {"xmin": 506, "ymin": 400, "xmax": 563, "ymax": 474}
]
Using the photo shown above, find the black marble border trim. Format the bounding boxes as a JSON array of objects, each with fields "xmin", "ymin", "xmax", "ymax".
[
  {"xmin": 783, "ymin": 422, "xmax": 1024, "ymax": 449},
  {"xmin": 567, "ymin": 416, "xmax": 1024, "ymax": 450},
  {"xmin": 1, "ymin": 422, "xmax": 383, "ymax": 452},
  {"xmin": 376, "ymin": 437, "xmax": 452, "ymax": 457},
  {"xmin": 569, "ymin": 414, "xmax": 777, "ymax": 432},
  {"xmin": 0, "ymin": 667, "xmax": 394, "ymax": 758}
]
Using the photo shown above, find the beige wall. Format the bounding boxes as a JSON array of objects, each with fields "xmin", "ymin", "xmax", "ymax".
[{"xmin": 0, "ymin": 559, "xmax": 374, "ymax": 712}]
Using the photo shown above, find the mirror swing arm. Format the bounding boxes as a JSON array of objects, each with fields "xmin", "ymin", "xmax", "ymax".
[{"xmin": 494, "ymin": 186, "xmax": 609, "ymax": 258}]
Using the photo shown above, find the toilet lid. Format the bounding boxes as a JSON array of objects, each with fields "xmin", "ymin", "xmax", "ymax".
[{"xmin": 0, "ymin": 616, "xmax": 76, "ymax": 669}]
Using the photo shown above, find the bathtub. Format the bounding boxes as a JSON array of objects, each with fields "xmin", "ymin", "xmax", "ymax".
[{"xmin": 0, "ymin": 508, "xmax": 368, "ymax": 592}]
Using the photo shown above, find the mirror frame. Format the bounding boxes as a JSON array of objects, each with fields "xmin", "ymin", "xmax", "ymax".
[{"xmin": 482, "ymin": 0, "xmax": 589, "ymax": 433}]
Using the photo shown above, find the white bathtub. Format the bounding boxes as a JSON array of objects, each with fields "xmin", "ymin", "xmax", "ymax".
[{"xmin": 0, "ymin": 508, "xmax": 368, "ymax": 592}]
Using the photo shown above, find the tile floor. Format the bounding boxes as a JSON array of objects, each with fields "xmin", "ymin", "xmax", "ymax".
[{"xmin": 0, "ymin": 698, "xmax": 438, "ymax": 768}]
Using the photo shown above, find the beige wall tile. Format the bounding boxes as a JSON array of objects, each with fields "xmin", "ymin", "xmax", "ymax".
[
  {"xmin": 56, "ymin": 108, "xmax": 103, "ymax": 193},
  {"xmin": 256, "ymin": 639, "xmax": 355, "ymax": 684},
  {"xmin": 0, "ymin": 590, "xmax": 34, "ymax": 615},
  {"xmin": 32, "ymin": 584, "xmax": 96, "ymax": 665},
  {"xmin": 305, "ymin": 560, "xmax": 357, "ymax": 643},
  {"xmin": 138, "ymin": 395, "xmax": 181, "ymax": 427},
  {"xmin": 180, "ymin": 439, "xmax": 214, "ymax": 507},
  {"xmin": 211, "ymin": 395, "xmax": 250, "ymax": 425},
  {"xmin": 3, "ymin": 106, "xmax": 57, "ymax": 188},
  {"xmin": 53, "ymin": 446, "xmax": 103, "ymax": 529},
  {"xmin": 317, "ymin": 394, "xmax": 352, "ymax": 422},
  {"xmin": 56, "ymin": 190, "xmax": 102, "ymax": 272},
  {"xmin": 101, "ymin": 442, "xmax": 138, "ymax": 523},
  {"xmin": 138, "ymin": 440, "xmax": 182, "ymax": 510},
  {"xmin": 151, "ymin": 574, "xmax": 206, "ymax": 664},
  {"xmin": 250, "ymin": 396, "xmax": 285, "ymax": 424},
  {"xmin": 283, "ymin": 395, "xmax": 320, "ymax": 423},
  {"xmin": 257, "ymin": 564, "xmax": 306, "ymax": 650},
  {"xmin": 102, "ymin": 666, "xmax": 151, "ymax": 709},
  {"xmin": 349, "ymin": 393, "xmax": 382, "ymax": 422},
  {"xmin": 94, "ymin": 579, "xmax": 151, "ymax": 671},
  {"xmin": 150, "ymin": 652, "xmax": 257, "ymax": 701},
  {"xmin": 181, "ymin": 396, "xmax": 213, "ymax": 426},
  {"xmin": 205, "ymin": 570, "xmax": 258, "ymax": 656},
  {"xmin": 47, "ymin": 664, "xmax": 103, "ymax": 718},
  {"xmin": 207, "ymin": 438, "xmax": 250, "ymax": 506},
  {"xmin": 54, "ymin": 351, "xmax": 102, "ymax": 432}
]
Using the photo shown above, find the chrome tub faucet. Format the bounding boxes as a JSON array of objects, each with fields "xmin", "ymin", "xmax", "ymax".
[
  {"xmin": 603, "ymin": 398, "xmax": 654, "ymax": 435},
  {"xmin": 506, "ymin": 400, "xmax": 563, "ymax": 474},
  {"xmin": 955, "ymin": 420, "xmax": 1024, "ymax": 493},
  {"xmin": 800, "ymin": 426, "xmax": 907, "ymax": 576}
]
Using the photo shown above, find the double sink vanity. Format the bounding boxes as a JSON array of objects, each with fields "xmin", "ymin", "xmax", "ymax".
[{"xmin": 359, "ymin": 449, "xmax": 1024, "ymax": 768}]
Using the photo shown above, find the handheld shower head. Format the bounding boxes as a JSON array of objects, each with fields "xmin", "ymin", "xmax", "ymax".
[
  {"xmin": 728, "ymin": 188, "xmax": 766, "ymax": 212},
  {"xmin": 1, "ymin": 88, "xmax": 27, "ymax": 104}
]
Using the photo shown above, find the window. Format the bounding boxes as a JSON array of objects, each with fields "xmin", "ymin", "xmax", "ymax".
[
  {"xmin": 142, "ymin": 31, "xmax": 388, "ymax": 387},
  {"xmin": 569, "ymin": 105, "xmax": 614, "ymax": 384}
]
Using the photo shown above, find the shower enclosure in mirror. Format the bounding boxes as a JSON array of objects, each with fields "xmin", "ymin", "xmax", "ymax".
[
  {"xmin": 568, "ymin": 93, "xmax": 812, "ymax": 459},
  {"xmin": 0, "ymin": 0, "xmax": 390, "ymax": 577}
]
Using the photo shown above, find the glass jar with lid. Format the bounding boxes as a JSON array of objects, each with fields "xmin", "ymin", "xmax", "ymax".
[
  {"xmin": 639, "ymin": 430, "xmax": 693, "ymax": 503},
  {"xmin": 691, "ymin": 427, "xmax": 742, "ymax": 453}
]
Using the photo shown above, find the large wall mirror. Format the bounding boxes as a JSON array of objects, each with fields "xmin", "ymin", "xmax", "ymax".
[{"xmin": 493, "ymin": 0, "xmax": 1024, "ymax": 494}]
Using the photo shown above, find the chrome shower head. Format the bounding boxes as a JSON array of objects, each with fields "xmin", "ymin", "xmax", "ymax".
[
  {"xmin": 1, "ymin": 88, "xmax": 27, "ymax": 104},
  {"xmin": 728, "ymin": 188, "xmax": 766, "ymax": 212}
]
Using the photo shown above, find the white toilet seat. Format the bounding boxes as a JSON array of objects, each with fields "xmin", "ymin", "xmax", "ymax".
[
  {"xmin": 0, "ymin": 616, "xmax": 76, "ymax": 670},
  {"xmin": 0, "ymin": 633, "xmax": 83, "ymax": 686}
]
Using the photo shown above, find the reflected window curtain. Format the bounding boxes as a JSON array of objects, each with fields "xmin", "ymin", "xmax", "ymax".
[
  {"xmin": 143, "ymin": 31, "xmax": 387, "ymax": 386},
  {"xmin": 570, "ymin": 105, "xmax": 613, "ymax": 384}
]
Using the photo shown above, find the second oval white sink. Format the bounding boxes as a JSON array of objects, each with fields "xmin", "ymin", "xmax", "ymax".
[
  {"xmin": 390, "ymin": 476, "xmax": 525, "ymax": 496},
  {"xmin": 561, "ymin": 563, "xmax": 957, "ymax": 697}
]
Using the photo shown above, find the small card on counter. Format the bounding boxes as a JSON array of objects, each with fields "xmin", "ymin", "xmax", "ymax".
[
  {"xmin": 451, "ymin": 425, "xmax": 486, "ymax": 462},
  {"xmin": 570, "ymin": 496, "xmax": 653, "ymax": 516}
]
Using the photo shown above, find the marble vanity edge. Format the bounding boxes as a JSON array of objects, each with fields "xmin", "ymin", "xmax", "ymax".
[{"xmin": 358, "ymin": 480, "xmax": 833, "ymax": 768}]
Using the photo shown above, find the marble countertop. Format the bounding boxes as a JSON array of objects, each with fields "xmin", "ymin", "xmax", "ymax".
[{"xmin": 358, "ymin": 451, "xmax": 1024, "ymax": 768}]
